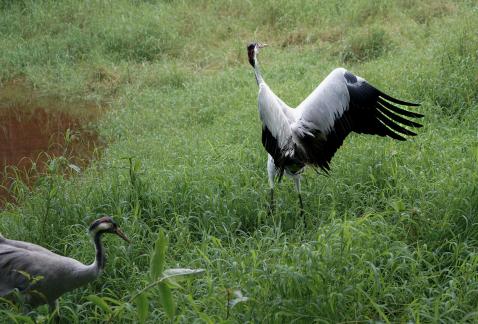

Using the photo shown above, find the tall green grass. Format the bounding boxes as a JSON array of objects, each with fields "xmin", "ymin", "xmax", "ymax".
[{"xmin": 0, "ymin": 0, "xmax": 477, "ymax": 322}]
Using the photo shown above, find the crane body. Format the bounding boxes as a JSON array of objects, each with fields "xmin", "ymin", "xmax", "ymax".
[
  {"xmin": 0, "ymin": 217, "xmax": 129, "ymax": 309},
  {"xmin": 247, "ymin": 42, "xmax": 423, "ymax": 217}
]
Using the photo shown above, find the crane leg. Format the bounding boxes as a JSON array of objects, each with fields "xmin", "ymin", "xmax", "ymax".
[
  {"xmin": 269, "ymin": 188, "xmax": 275, "ymax": 215},
  {"xmin": 267, "ymin": 155, "xmax": 276, "ymax": 216},
  {"xmin": 294, "ymin": 175, "xmax": 305, "ymax": 226},
  {"xmin": 298, "ymin": 192, "xmax": 304, "ymax": 224}
]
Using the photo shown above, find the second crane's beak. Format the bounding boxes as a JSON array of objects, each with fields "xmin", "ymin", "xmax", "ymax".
[{"xmin": 115, "ymin": 228, "xmax": 130, "ymax": 243}]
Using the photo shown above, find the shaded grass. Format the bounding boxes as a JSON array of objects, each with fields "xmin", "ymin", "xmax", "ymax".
[{"xmin": 0, "ymin": 0, "xmax": 478, "ymax": 322}]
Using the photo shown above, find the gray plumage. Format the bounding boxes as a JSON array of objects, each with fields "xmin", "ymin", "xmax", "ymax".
[
  {"xmin": 0, "ymin": 216, "xmax": 129, "ymax": 309},
  {"xmin": 247, "ymin": 42, "xmax": 423, "ymax": 216}
]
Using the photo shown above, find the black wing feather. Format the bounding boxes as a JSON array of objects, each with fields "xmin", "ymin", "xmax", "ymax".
[
  {"xmin": 295, "ymin": 70, "xmax": 422, "ymax": 171},
  {"xmin": 262, "ymin": 126, "xmax": 284, "ymax": 179},
  {"xmin": 376, "ymin": 110, "xmax": 417, "ymax": 136},
  {"xmin": 377, "ymin": 98, "xmax": 424, "ymax": 118},
  {"xmin": 376, "ymin": 104, "xmax": 422, "ymax": 128},
  {"xmin": 345, "ymin": 75, "xmax": 422, "ymax": 139},
  {"xmin": 376, "ymin": 89, "xmax": 420, "ymax": 106}
]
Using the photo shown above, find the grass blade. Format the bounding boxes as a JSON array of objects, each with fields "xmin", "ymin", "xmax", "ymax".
[
  {"xmin": 159, "ymin": 282, "xmax": 175, "ymax": 321},
  {"xmin": 135, "ymin": 292, "xmax": 149, "ymax": 324},
  {"xmin": 86, "ymin": 295, "xmax": 111, "ymax": 314},
  {"xmin": 150, "ymin": 229, "xmax": 168, "ymax": 280}
]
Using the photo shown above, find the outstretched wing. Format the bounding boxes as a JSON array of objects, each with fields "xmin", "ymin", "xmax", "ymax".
[{"xmin": 292, "ymin": 68, "xmax": 423, "ymax": 172}]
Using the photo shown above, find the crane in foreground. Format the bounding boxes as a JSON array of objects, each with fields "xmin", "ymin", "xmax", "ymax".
[
  {"xmin": 247, "ymin": 42, "xmax": 423, "ymax": 218},
  {"xmin": 0, "ymin": 216, "xmax": 129, "ymax": 310}
]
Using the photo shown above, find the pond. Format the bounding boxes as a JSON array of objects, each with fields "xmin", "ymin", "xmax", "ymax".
[{"xmin": 0, "ymin": 81, "xmax": 105, "ymax": 205}]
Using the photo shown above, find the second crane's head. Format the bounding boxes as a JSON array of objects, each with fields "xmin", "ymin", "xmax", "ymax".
[
  {"xmin": 247, "ymin": 42, "xmax": 267, "ymax": 67},
  {"xmin": 89, "ymin": 216, "xmax": 130, "ymax": 242}
]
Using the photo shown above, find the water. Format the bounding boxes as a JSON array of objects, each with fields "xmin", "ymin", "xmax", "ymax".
[{"xmin": 0, "ymin": 81, "xmax": 104, "ymax": 205}]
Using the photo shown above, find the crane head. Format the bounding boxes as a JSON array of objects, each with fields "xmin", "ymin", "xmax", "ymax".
[
  {"xmin": 89, "ymin": 216, "xmax": 130, "ymax": 243},
  {"xmin": 247, "ymin": 42, "xmax": 267, "ymax": 67}
]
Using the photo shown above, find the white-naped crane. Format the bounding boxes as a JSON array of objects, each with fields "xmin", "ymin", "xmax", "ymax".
[
  {"xmin": 247, "ymin": 42, "xmax": 423, "ymax": 219},
  {"xmin": 0, "ymin": 216, "xmax": 129, "ymax": 310}
]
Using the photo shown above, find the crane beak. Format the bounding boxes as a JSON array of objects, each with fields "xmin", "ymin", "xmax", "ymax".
[
  {"xmin": 258, "ymin": 43, "xmax": 268, "ymax": 48},
  {"xmin": 115, "ymin": 228, "xmax": 130, "ymax": 243}
]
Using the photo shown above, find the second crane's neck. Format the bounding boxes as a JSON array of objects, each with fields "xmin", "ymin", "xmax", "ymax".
[{"xmin": 93, "ymin": 231, "xmax": 106, "ymax": 273}]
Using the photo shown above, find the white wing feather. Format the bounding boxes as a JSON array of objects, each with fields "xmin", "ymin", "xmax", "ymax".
[
  {"xmin": 293, "ymin": 68, "xmax": 350, "ymax": 137},
  {"xmin": 258, "ymin": 82, "xmax": 295, "ymax": 151}
]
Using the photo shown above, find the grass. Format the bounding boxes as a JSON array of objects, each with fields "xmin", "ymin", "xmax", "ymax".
[{"xmin": 0, "ymin": 0, "xmax": 477, "ymax": 322}]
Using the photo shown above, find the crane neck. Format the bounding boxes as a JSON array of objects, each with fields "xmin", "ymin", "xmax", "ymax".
[
  {"xmin": 253, "ymin": 57, "xmax": 264, "ymax": 86},
  {"xmin": 92, "ymin": 231, "xmax": 106, "ymax": 273}
]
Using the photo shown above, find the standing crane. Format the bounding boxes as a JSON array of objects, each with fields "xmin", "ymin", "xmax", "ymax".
[
  {"xmin": 0, "ymin": 216, "xmax": 129, "ymax": 310},
  {"xmin": 247, "ymin": 42, "xmax": 423, "ymax": 218}
]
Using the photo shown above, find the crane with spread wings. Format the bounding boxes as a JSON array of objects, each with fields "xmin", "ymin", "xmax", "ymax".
[{"xmin": 247, "ymin": 42, "xmax": 423, "ymax": 219}]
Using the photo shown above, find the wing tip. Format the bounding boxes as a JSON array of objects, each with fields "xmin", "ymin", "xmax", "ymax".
[
  {"xmin": 378, "ymin": 90, "xmax": 420, "ymax": 107},
  {"xmin": 377, "ymin": 98, "xmax": 424, "ymax": 119}
]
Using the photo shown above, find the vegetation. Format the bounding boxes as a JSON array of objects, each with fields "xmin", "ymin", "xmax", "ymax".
[{"xmin": 0, "ymin": 0, "xmax": 477, "ymax": 322}]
